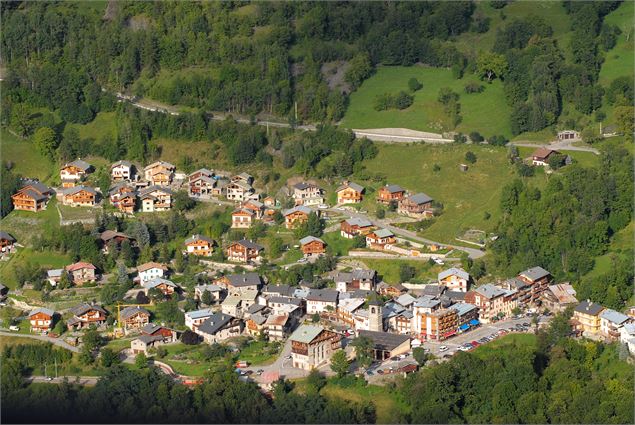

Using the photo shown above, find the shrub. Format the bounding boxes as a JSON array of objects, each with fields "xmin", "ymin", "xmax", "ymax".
[{"xmin": 464, "ymin": 82, "xmax": 485, "ymax": 94}]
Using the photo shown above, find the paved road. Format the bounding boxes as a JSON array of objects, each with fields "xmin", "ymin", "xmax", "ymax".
[
  {"xmin": 113, "ymin": 93, "xmax": 458, "ymax": 144},
  {"xmin": 328, "ymin": 208, "xmax": 485, "ymax": 259},
  {"xmin": 0, "ymin": 330, "xmax": 80, "ymax": 353},
  {"xmin": 509, "ymin": 140, "xmax": 600, "ymax": 154},
  {"xmin": 26, "ymin": 375, "xmax": 99, "ymax": 386}
]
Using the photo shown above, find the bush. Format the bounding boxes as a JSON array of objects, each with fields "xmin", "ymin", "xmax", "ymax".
[
  {"xmin": 469, "ymin": 132, "xmax": 484, "ymax": 143},
  {"xmin": 408, "ymin": 77, "xmax": 423, "ymax": 92},
  {"xmin": 464, "ymin": 82, "xmax": 485, "ymax": 94},
  {"xmin": 394, "ymin": 91, "xmax": 414, "ymax": 109},
  {"xmin": 465, "ymin": 151, "xmax": 477, "ymax": 164},
  {"xmin": 488, "ymin": 134, "xmax": 509, "ymax": 146},
  {"xmin": 376, "ymin": 206, "xmax": 386, "ymax": 219},
  {"xmin": 181, "ymin": 330, "xmax": 201, "ymax": 345}
]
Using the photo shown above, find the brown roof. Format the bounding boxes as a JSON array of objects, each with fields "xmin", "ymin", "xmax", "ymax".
[
  {"xmin": 65, "ymin": 262, "xmax": 96, "ymax": 272},
  {"xmin": 137, "ymin": 262, "xmax": 168, "ymax": 273},
  {"xmin": 532, "ymin": 148, "xmax": 558, "ymax": 160}
]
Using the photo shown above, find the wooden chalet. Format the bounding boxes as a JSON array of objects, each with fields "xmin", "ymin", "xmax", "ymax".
[
  {"xmin": 139, "ymin": 185, "xmax": 174, "ymax": 212},
  {"xmin": 120, "ymin": 306, "xmax": 151, "ymax": 331},
  {"xmin": 60, "ymin": 159, "xmax": 93, "ymax": 187},
  {"xmin": 11, "ymin": 180, "xmax": 53, "ymax": 212},
  {"xmin": 300, "ymin": 236, "xmax": 327, "ymax": 257},
  {"xmin": 144, "ymin": 161, "xmax": 175, "ymax": 186},
  {"xmin": 398, "ymin": 193, "xmax": 434, "ymax": 219},
  {"xmin": 184, "ymin": 234, "xmax": 215, "ymax": 256},
  {"xmin": 67, "ymin": 303, "xmax": 108, "ymax": 330},
  {"xmin": 340, "ymin": 217, "xmax": 373, "ymax": 238},
  {"xmin": 188, "ymin": 168, "xmax": 216, "ymax": 198},
  {"xmin": 289, "ymin": 325, "xmax": 341, "ymax": 370},
  {"xmin": 336, "ymin": 181, "xmax": 364, "ymax": 204},
  {"xmin": 0, "ymin": 231, "xmax": 16, "ymax": 256},
  {"xmin": 283, "ymin": 205, "xmax": 312, "ymax": 229},
  {"xmin": 59, "ymin": 185, "xmax": 98, "ymax": 207},
  {"xmin": 231, "ymin": 208, "xmax": 255, "ymax": 229},
  {"xmin": 29, "ymin": 307, "xmax": 55, "ymax": 332},
  {"xmin": 377, "ymin": 184, "xmax": 406, "ymax": 205},
  {"xmin": 226, "ymin": 239, "xmax": 264, "ymax": 263},
  {"xmin": 365, "ymin": 228, "xmax": 396, "ymax": 249}
]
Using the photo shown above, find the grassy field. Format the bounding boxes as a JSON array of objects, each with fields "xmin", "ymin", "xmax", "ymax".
[
  {"xmin": 472, "ymin": 333, "xmax": 536, "ymax": 358},
  {"xmin": 599, "ymin": 1, "xmax": 634, "ymax": 85},
  {"xmin": 0, "ymin": 248, "xmax": 71, "ymax": 289},
  {"xmin": 1, "ymin": 129, "xmax": 56, "ymax": 182},
  {"xmin": 359, "ymin": 258, "xmax": 442, "ymax": 284},
  {"xmin": 237, "ymin": 340, "xmax": 280, "ymax": 366},
  {"xmin": 321, "ymin": 231, "xmax": 359, "ymax": 256},
  {"xmin": 583, "ymin": 221, "xmax": 633, "ymax": 279},
  {"xmin": 57, "ymin": 204, "xmax": 100, "ymax": 221},
  {"xmin": 341, "ymin": 66, "xmax": 512, "ymax": 137},
  {"xmin": 69, "ymin": 111, "xmax": 118, "ymax": 141},
  {"xmin": 319, "ymin": 382, "xmax": 409, "ymax": 424},
  {"xmin": 359, "ymin": 143, "xmax": 547, "ymax": 243}
]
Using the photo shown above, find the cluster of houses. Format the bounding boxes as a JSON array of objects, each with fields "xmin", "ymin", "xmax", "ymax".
[{"xmin": 572, "ymin": 300, "xmax": 635, "ymax": 352}]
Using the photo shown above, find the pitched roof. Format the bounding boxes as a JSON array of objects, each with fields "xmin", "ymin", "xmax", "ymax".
[
  {"xmin": 135, "ymin": 334, "xmax": 164, "ymax": 345},
  {"xmin": 307, "ymin": 289, "xmax": 338, "ymax": 303},
  {"xmin": 382, "ymin": 184, "xmax": 405, "ymax": 193},
  {"xmin": 18, "ymin": 188, "xmax": 47, "ymax": 201},
  {"xmin": 395, "ymin": 293, "xmax": 416, "ymax": 307},
  {"xmin": 547, "ymin": 284, "xmax": 578, "ymax": 304},
  {"xmin": 64, "ymin": 159, "xmax": 92, "ymax": 171},
  {"xmin": 474, "ymin": 284, "xmax": 506, "ymax": 299},
  {"xmin": 600, "ymin": 309, "xmax": 630, "ymax": 326},
  {"xmin": 372, "ymin": 228, "xmax": 394, "ymax": 238},
  {"xmin": 299, "ymin": 235, "xmax": 325, "ymax": 246},
  {"xmin": 338, "ymin": 297, "xmax": 366, "ymax": 313},
  {"xmin": 120, "ymin": 306, "xmax": 150, "ymax": 320},
  {"xmin": 197, "ymin": 313, "xmax": 234, "ymax": 335},
  {"xmin": 532, "ymin": 147, "xmax": 557, "ymax": 159},
  {"xmin": 99, "ymin": 230, "xmax": 131, "ymax": 242},
  {"xmin": 414, "ymin": 296, "xmax": 440, "ymax": 309},
  {"xmin": 145, "ymin": 160, "xmax": 175, "ymax": 170},
  {"xmin": 231, "ymin": 239, "xmax": 264, "ymax": 251},
  {"xmin": 438, "ymin": 267, "xmax": 470, "ymax": 282},
  {"xmin": 249, "ymin": 313, "xmax": 268, "ymax": 325},
  {"xmin": 143, "ymin": 277, "xmax": 178, "ymax": 290},
  {"xmin": 336, "ymin": 181, "xmax": 364, "ymax": 193},
  {"xmin": 139, "ymin": 185, "xmax": 174, "ymax": 197},
  {"xmin": 263, "ymin": 284, "xmax": 293, "ymax": 297},
  {"xmin": 449, "ymin": 302, "xmax": 477, "ymax": 316},
  {"xmin": 0, "ymin": 231, "xmax": 15, "ymax": 242},
  {"xmin": 141, "ymin": 323, "xmax": 171, "ymax": 335},
  {"xmin": 268, "ymin": 296, "xmax": 303, "ymax": 307},
  {"xmin": 574, "ymin": 300, "xmax": 604, "ymax": 316},
  {"xmin": 185, "ymin": 309, "xmax": 215, "ymax": 320},
  {"xmin": 293, "ymin": 182, "xmax": 319, "ymax": 191},
  {"xmin": 283, "ymin": 205, "xmax": 313, "ymax": 216},
  {"xmin": 137, "ymin": 262, "xmax": 168, "ymax": 273},
  {"xmin": 70, "ymin": 303, "xmax": 107, "ymax": 317},
  {"xmin": 358, "ymin": 330, "xmax": 410, "ymax": 351},
  {"xmin": 20, "ymin": 179, "xmax": 52, "ymax": 195},
  {"xmin": 289, "ymin": 324, "xmax": 325, "ymax": 344},
  {"xmin": 184, "ymin": 234, "xmax": 214, "ymax": 245},
  {"xmin": 29, "ymin": 307, "xmax": 55, "ymax": 318},
  {"xmin": 226, "ymin": 272, "xmax": 262, "ymax": 287},
  {"xmin": 343, "ymin": 217, "xmax": 373, "ymax": 227},
  {"xmin": 246, "ymin": 303, "xmax": 267, "ymax": 315},
  {"xmin": 408, "ymin": 193, "xmax": 433, "ymax": 205},
  {"xmin": 519, "ymin": 266, "xmax": 551, "ymax": 282},
  {"xmin": 111, "ymin": 160, "xmax": 132, "ymax": 168},
  {"xmin": 60, "ymin": 185, "xmax": 97, "ymax": 196},
  {"xmin": 189, "ymin": 168, "xmax": 214, "ymax": 177},
  {"xmin": 65, "ymin": 262, "xmax": 96, "ymax": 272},
  {"xmin": 265, "ymin": 314, "xmax": 289, "ymax": 327}
]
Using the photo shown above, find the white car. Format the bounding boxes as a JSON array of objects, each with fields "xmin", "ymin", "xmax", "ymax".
[
  {"xmin": 433, "ymin": 258, "xmax": 445, "ymax": 265},
  {"xmin": 438, "ymin": 345, "xmax": 448, "ymax": 352},
  {"xmin": 297, "ymin": 258, "xmax": 307, "ymax": 263},
  {"xmin": 9, "ymin": 325, "xmax": 19, "ymax": 332},
  {"xmin": 317, "ymin": 204, "xmax": 329, "ymax": 210}
]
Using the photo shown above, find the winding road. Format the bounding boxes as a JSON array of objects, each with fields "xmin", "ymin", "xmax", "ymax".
[{"xmin": 0, "ymin": 330, "xmax": 80, "ymax": 353}]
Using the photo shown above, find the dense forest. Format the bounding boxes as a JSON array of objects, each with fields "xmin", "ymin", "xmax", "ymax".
[
  {"xmin": 492, "ymin": 140, "xmax": 633, "ymax": 309},
  {"xmin": 2, "ymin": 312, "xmax": 632, "ymax": 424},
  {"xmin": 2, "ymin": 1, "xmax": 630, "ymax": 133}
]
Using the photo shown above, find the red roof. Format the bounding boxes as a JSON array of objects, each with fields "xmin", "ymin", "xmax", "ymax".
[
  {"xmin": 65, "ymin": 262, "xmax": 96, "ymax": 272},
  {"xmin": 532, "ymin": 148, "xmax": 557, "ymax": 160}
]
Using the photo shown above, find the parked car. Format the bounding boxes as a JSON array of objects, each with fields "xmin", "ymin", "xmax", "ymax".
[
  {"xmin": 399, "ymin": 353, "xmax": 409, "ymax": 359},
  {"xmin": 390, "ymin": 356, "xmax": 400, "ymax": 361},
  {"xmin": 317, "ymin": 204, "xmax": 329, "ymax": 209},
  {"xmin": 438, "ymin": 345, "xmax": 448, "ymax": 352},
  {"xmin": 470, "ymin": 341, "xmax": 480, "ymax": 347},
  {"xmin": 377, "ymin": 369, "xmax": 384, "ymax": 375},
  {"xmin": 8, "ymin": 325, "xmax": 19, "ymax": 332},
  {"xmin": 522, "ymin": 322, "xmax": 530, "ymax": 327},
  {"xmin": 367, "ymin": 371, "xmax": 374, "ymax": 376}
]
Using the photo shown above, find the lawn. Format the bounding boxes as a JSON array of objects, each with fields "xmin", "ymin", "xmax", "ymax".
[
  {"xmin": 69, "ymin": 111, "xmax": 118, "ymax": 141},
  {"xmin": 57, "ymin": 204, "xmax": 100, "ymax": 222},
  {"xmin": 1, "ymin": 198, "xmax": 61, "ymax": 244},
  {"xmin": 319, "ymin": 382, "xmax": 409, "ymax": 424},
  {"xmin": 359, "ymin": 143, "xmax": 547, "ymax": 243},
  {"xmin": 583, "ymin": 221, "xmax": 633, "ymax": 280},
  {"xmin": 1, "ymin": 129, "xmax": 56, "ymax": 182},
  {"xmin": 321, "ymin": 231, "xmax": 359, "ymax": 256},
  {"xmin": 472, "ymin": 333, "xmax": 536, "ymax": 358},
  {"xmin": 599, "ymin": 1, "xmax": 634, "ymax": 85},
  {"xmin": 0, "ymin": 335, "xmax": 45, "ymax": 350},
  {"xmin": 516, "ymin": 146, "xmax": 600, "ymax": 168},
  {"xmin": 237, "ymin": 340, "xmax": 281, "ymax": 366},
  {"xmin": 359, "ymin": 258, "xmax": 442, "ymax": 285},
  {"xmin": 340, "ymin": 66, "xmax": 512, "ymax": 137}
]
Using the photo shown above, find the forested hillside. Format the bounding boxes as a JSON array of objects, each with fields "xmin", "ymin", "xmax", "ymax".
[{"xmin": 2, "ymin": 1, "xmax": 632, "ymax": 137}]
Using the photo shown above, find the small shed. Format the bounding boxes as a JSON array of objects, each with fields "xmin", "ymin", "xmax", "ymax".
[{"xmin": 459, "ymin": 163, "xmax": 468, "ymax": 172}]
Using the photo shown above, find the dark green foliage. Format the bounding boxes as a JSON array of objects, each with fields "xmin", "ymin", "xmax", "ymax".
[
  {"xmin": 399, "ymin": 264, "xmax": 416, "ymax": 282},
  {"xmin": 464, "ymin": 82, "xmax": 484, "ymax": 94},
  {"xmin": 468, "ymin": 132, "xmax": 483, "ymax": 143},
  {"xmin": 493, "ymin": 143, "xmax": 633, "ymax": 307},
  {"xmin": 464, "ymin": 151, "xmax": 477, "ymax": 164},
  {"xmin": 373, "ymin": 91, "xmax": 413, "ymax": 111},
  {"xmin": 0, "ymin": 166, "xmax": 19, "ymax": 218},
  {"xmin": 488, "ymin": 134, "xmax": 509, "ymax": 146},
  {"xmin": 180, "ymin": 330, "xmax": 201, "ymax": 345},
  {"xmin": 408, "ymin": 77, "xmax": 423, "ymax": 92},
  {"xmin": 400, "ymin": 316, "xmax": 634, "ymax": 424}
]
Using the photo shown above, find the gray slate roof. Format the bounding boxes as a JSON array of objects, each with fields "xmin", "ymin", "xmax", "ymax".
[
  {"xmin": 184, "ymin": 234, "xmax": 214, "ymax": 245},
  {"xmin": 519, "ymin": 266, "xmax": 551, "ymax": 282},
  {"xmin": 289, "ymin": 324, "xmax": 325, "ymax": 344},
  {"xmin": 29, "ymin": 307, "xmax": 55, "ymax": 318},
  {"xmin": 300, "ymin": 235, "xmax": 325, "ymax": 245},
  {"xmin": 438, "ymin": 267, "xmax": 470, "ymax": 282},
  {"xmin": 574, "ymin": 300, "xmax": 604, "ymax": 316},
  {"xmin": 337, "ymin": 181, "xmax": 364, "ymax": 193},
  {"xmin": 233, "ymin": 239, "xmax": 264, "ymax": 251},
  {"xmin": 306, "ymin": 289, "xmax": 338, "ymax": 303},
  {"xmin": 344, "ymin": 217, "xmax": 372, "ymax": 227},
  {"xmin": 120, "ymin": 306, "xmax": 150, "ymax": 320},
  {"xmin": 358, "ymin": 330, "xmax": 410, "ymax": 351},
  {"xmin": 65, "ymin": 159, "xmax": 92, "ymax": 171},
  {"xmin": 197, "ymin": 313, "xmax": 235, "ymax": 335},
  {"xmin": 474, "ymin": 284, "xmax": 506, "ymax": 299},
  {"xmin": 283, "ymin": 205, "xmax": 313, "ymax": 216},
  {"xmin": 383, "ymin": 184, "xmax": 404, "ymax": 193},
  {"xmin": 227, "ymin": 272, "xmax": 262, "ymax": 287},
  {"xmin": 0, "ymin": 231, "xmax": 15, "ymax": 242},
  {"xmin": 599, "ymin": 309, "xmax": 630, "ymax": 325},
  {"xmin": 70, "ymin": 303, "xmax": 107, "ymax": 317},
  {"xmin": 408, "ymin": 193, "xmax": 433, "ymax": 205}
]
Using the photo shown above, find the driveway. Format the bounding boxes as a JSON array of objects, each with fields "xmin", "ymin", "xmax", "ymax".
[
  {"xmin": 328, "ymin": 208, "xmax": 485, "ymax": 259},
  {"xmin": 509, "ymin": 140, "xmax": 599, "ymax": 154},
  {"xmin": 0, "ymin": 330, "xmax": 80, "ymax": 353}
]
